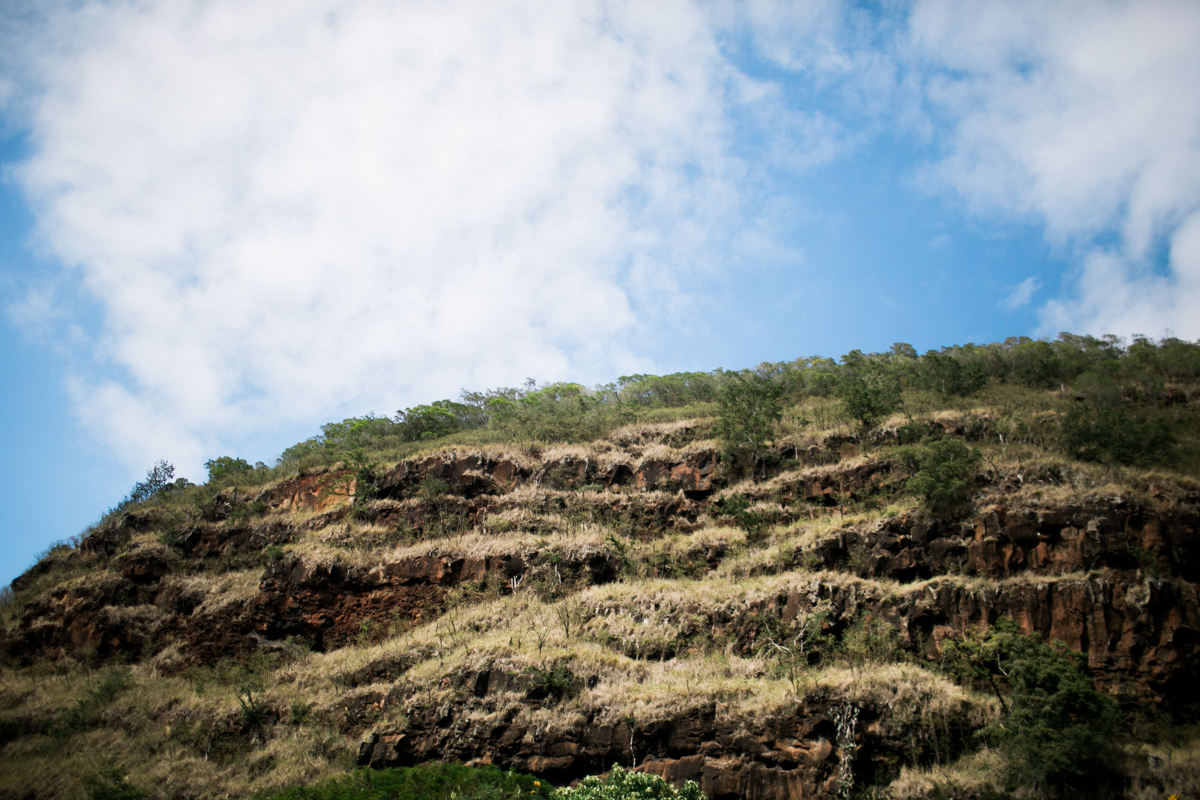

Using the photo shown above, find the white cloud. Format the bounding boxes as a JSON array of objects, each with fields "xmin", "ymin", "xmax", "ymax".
[
  {"xmin": 908, "ymin": 0, "xmax": 1200, "ymax": 337},
  {"xmin": 1040, "ymin": 210, "xmax": 1200, "ymax": 339},
  {"xmin": 10, "ymin": 0, "xmax": 1200, "ymax": 480},
  {"xmin": 5, "ymin": 0, "xmax": 754, "ymax": 476},
  {"xmin": 1002, "ymin": 276, "xmax": 1039, "ymax": 311}
]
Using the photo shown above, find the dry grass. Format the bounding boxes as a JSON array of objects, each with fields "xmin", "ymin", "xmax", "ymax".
[
  {"xmin": 187, "ymin": 570, "xmax": 263, "ymax": 616},
  {"xmin": 5, "ymin": 383, "xmax": 1198, "ymax": 799},
  {"xmin": 1125, "ymin": 737, "xmax": 1200, "ymax": 800},
  {"xmin": 889, "ymin": 748, "xmax": 1007, "ymax": 799}
]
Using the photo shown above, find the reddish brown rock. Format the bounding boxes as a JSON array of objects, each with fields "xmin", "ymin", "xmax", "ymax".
[{"xmin": 257, "ymin": 469, "xmax": 355, "ymax": 512}]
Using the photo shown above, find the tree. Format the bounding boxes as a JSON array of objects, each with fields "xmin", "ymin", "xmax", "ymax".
[
  {"xmin": 1060, "ymin": 393, "xmax": 1176, "ymax": 466},
  {"xmin": 123, "ymin": 460, "xmax": 177, "ymax": 505},
  {"xmin": 916, "ymin": 351, "xmax": 986, "ymax": 396},
  {"xmin": 715, "ymin": 370, "xmax": 784, "ymax": 476},
  {"xmin": 204, "ymin": 456, "xmax": 252, "ymax": 483},
  {"xmin": 943, "ymin": 618, "xmax": 1123, "ymax": 798},
  {"xmin": 395, "ymin": 399, "xmax": 487, "ymax": 442},
  {"xmin": 839, "ymin": 365, "xmax": 901, "ymax": 428}
]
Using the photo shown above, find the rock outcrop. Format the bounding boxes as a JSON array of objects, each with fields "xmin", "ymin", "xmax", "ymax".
[{"xmin": 4, "ymin": 435, "xmax": 1199, "ymax": 799}]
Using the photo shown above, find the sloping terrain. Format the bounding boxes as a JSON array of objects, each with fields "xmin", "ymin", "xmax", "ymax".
[{"xmin": 4, "ymin": 339, "xmax": 1200, "ymax": 799}]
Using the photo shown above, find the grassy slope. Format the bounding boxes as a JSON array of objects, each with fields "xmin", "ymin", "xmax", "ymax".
[{"xmin": 2, "ymin": 385, "xmax": 1199, "ymax": 799}]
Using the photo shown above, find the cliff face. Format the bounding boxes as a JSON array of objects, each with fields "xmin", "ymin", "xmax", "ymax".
[{"xmin": 2, "ymin": 420, "xmax": 1199, "ymax": 799}]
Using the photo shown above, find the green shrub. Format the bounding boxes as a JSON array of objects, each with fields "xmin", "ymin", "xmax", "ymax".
[
  {"xmin": 262, "ymin": 763, "xmax": 554, "ymax": 800},
  {"xmin": 482, "ymin": 382, "xmax": 631, "ymax": 442},
  {"xmin": 57, "ymin": 667, "xmax": 131, "ymax": 735},
  {"xmin": 395, "ymin": 400, "xmax": 486, "ymax": 441},
  {"xmin": 720, "ymin": 493, "xmax": 769, "ymax": 539},
  {"xmin": 526, "ymin": 661, "xmax": 577, "ymax": 700},
  {"xmin": 614, "ymin": 372, "xmax": 719, "ymax": 407},
  {"xmin": 118, "ymin": 460, "xmax": 182, "ymax": 508},
  {"xmin": 556, "ymin": 765, "xmax": 704, "ymax": 800},
  {"xmin": 896, "ymin": 438, "xmax": 980, "ymax": 514},
  {"xmin": 839, "ymin": 612, "xmax": 904, "ymax": 668}
]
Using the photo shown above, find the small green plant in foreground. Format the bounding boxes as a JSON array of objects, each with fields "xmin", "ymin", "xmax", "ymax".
[
  {"xmin": 262, "ymin": 763, "xmax": 555, "ymax": 800},
  {"xmin": 557, "ymin": 765, "xmax": 704, "ymax": 800}
]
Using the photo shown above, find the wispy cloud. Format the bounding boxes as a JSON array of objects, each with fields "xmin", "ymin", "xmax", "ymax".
[
  {"xmin": 1002, "ymin": 276, "xmax": 1040, "ymax": 311},
  {"xmin": 2, "ymin": 0, "xmax": 765, "ymax": 475},
  {"xmin": 4, "ymin": 0, "xmax": 1200, "ymax": 479},
  {"xmin": 908, "ymin": 0, "xmax": 1200, "ymax": 337}
]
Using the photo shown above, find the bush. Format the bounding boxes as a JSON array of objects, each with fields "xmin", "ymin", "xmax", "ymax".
[
  {"xmin": 556, "ymin": 765, "xmax": 704, "ymax": 800},
  {"xmin": 526, "ymin": 662, "xmax": 577, "ymax": 700},
  {"xmin": 57, "ymin": 667, "xmax": 131, "ymax": 735},
  {"xmin": 482, "ymin": 382, "xmax": 630, "ymax": 442},
  {"xmin": 395, "ymin": 400, "xmax": 486, "ymax": 441},
  {"xmin": 614, "ymin": 372, "xmax": 719, "ymax": 407},
  {"xmin": 896, "ymin": 438, "xmax": 980, "ymax": 514},
  {"xmin": 839, "ymin": 612, "xmax": 904, "ymax": 668},
  {"xmin": 916, "ymin": 351, "xmax": 986, "ymax": 396}
]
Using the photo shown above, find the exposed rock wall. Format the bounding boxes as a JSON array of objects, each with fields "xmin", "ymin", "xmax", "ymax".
[{"xmin": 4, "ymin": 442, "xmax": 1199, "ymax": 798}]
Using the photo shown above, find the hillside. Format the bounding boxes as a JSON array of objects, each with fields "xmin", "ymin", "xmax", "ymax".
[{"xmin": 3, "ymin": 334, "xmax": 1200, "ymax": 800}]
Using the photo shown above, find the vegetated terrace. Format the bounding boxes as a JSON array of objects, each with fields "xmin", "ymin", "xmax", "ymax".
[{"xmin": 2, "ymin": 332, "xmax": 1200, "ymax": 800}]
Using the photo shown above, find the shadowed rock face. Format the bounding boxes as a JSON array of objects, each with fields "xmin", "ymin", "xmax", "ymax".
[
  {"xmin": 357, "ymin": 694, "xmax": 850, "ymax": 799},
  {"xmin": 5, "ymin": 445, "xmax": 1200, "ymax": 798}
]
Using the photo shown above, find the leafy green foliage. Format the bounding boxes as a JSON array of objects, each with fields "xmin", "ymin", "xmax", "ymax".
[
  {"xmin": 478, "ymin": 382, "xmax": 632, "ymax": 442},
  {"xmin": 525, "ymin": 661, "xmax": 577, "ymax": 700},
  {"xmin": 280, "ymin": 413, "xmax": 403, "ymax": 463},
  {"xmin": 395, "ymin": 400, "xmax": 486, "ymax": 441},
  {"xmin": 838, "ymin": 356, "xmax": 902, "ymax": 429},
  {"xmin": 119, "ymin": 460, "xmax": 182, "ymax": 507},
  {"xmin": 270, "ymin": 332, "xmax": 1199, "ymax": 476},
  {"xmin": 720, "ymin": 493, "xmax": 769, "ymax": 538},
  {"xmin": 262, "ymin": 763, "xmax": 554, "ymax": 800},
  {"xmin": 205, "ymin": 456, "xmax": 253, "ymax": 483},
  {"xmin": 237, "ymin": 688, "xmax": 270, "ymax": 729},
  {"xmin": 57, "ymin": 667, "xmax": 131, "ymax": 736},
  {"xmin": 915, "ymin": 350, "xmax": 986, "ymax": 396},
  {"xmin": 349, "ymin": 449, "xmax": 381, "ymax": 513},
  {"xmin": 896, "ymin": 438, "xmax": 981, "ymax": 513},
  {"xmin": 715, "ymin": 370, "xmax": 784, "ymax": 475},
  {"xmin": 941, "ymin": 618, "xmax": 1123, "ymax": 798},
  {"xmin": 1009, "ymin": 339, "xmax": 1061, "ymax": 388},
  {"xmin": 838, "ymin": 612, "xmax": 904, "ymax": 668},
  {"xmin": 556, "ymin": 765, "xmax": 704, "ymax": 800},
  {"xmin": 614, "ymin": 372, "xmax": 719, "ymax": 407},
  {"xmin": 1060, "ymin": 398, "xmax": 1176, "ymax": 466}
]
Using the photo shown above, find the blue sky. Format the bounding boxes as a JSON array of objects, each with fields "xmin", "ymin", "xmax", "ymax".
[{"xmin": 2, "ymin": 0, "xmax": 1199, "ymax": 586}]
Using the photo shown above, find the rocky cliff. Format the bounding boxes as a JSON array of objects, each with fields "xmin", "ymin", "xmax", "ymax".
[{"xmin": 2, "ymin": 417, "xmax": 1198, "ymax": 799}]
